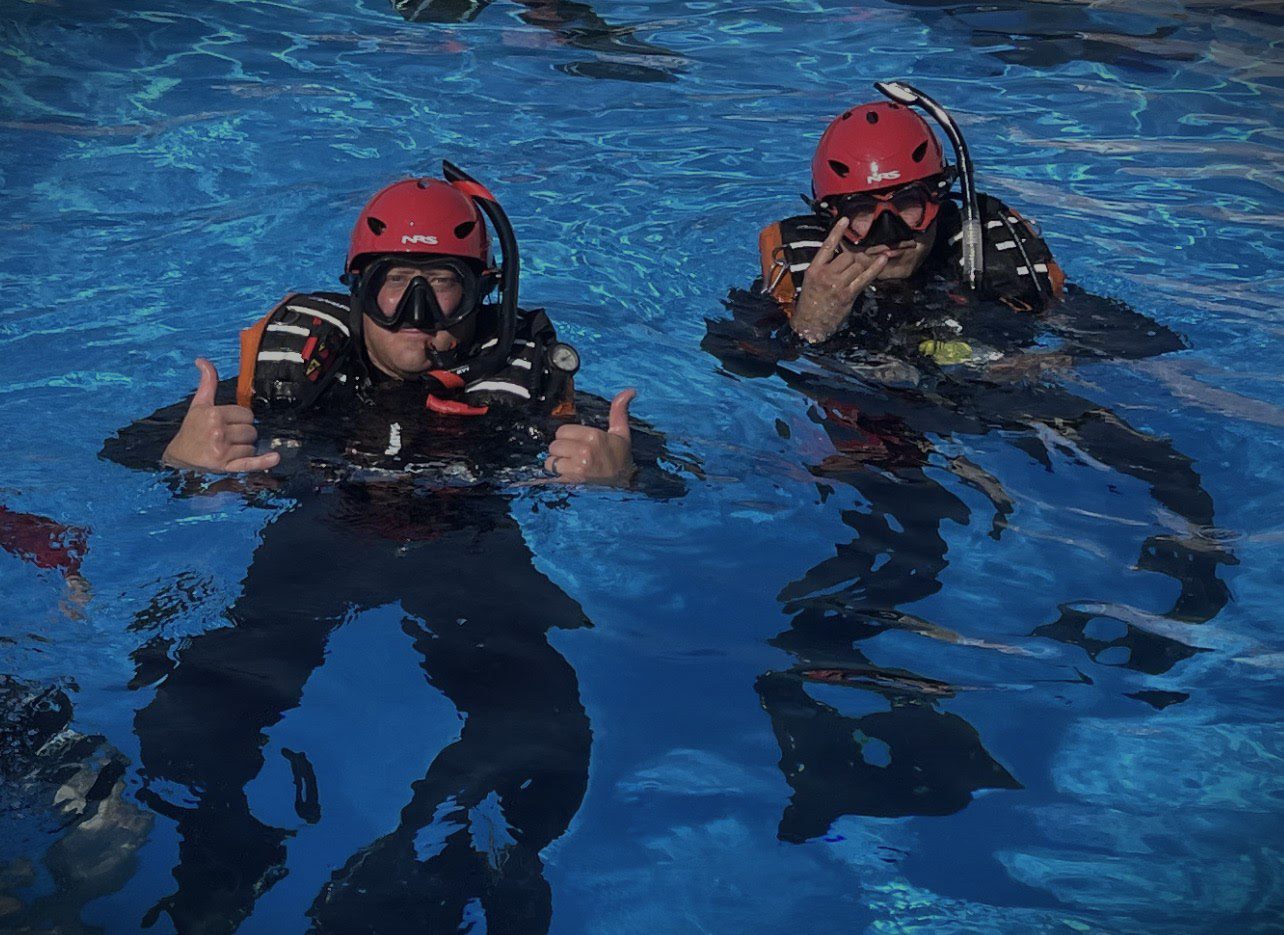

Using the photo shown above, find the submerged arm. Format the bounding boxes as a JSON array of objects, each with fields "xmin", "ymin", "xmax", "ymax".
[{"xmin": 1042, "ymin": 286, "xmax": 1188, "ymax": 362}]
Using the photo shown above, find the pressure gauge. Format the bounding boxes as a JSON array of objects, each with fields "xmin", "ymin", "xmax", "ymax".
[{"xmin": 549, "ymin": 342, "xmax": 580, "ymax": 376}]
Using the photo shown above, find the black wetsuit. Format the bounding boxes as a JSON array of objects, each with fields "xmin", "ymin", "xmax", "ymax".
[
  {"xmin": 99, "ymin": 311, "xmax": 685, "ymax": 933},
  {"xmin": 703, "ymin": 259, "xmax": 1234, "ymax": 843}
]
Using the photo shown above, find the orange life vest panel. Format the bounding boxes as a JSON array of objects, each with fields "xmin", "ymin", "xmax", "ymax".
[
  {"xmin": 758, "ymin": 214, "xmax": 832, "ymax": 318},
  {"xmin": 236, "ymin": 292, "xmax": 356, "ymax": 411}
]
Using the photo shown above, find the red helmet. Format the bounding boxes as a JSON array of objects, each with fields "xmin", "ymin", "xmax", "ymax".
[
  {"xmin": 346, "ymin": 178, "xmax": 490, "ymax": 274},
  {"xmin": 811, "ymin": 102, "xmax": 947, "ymax": 203}
]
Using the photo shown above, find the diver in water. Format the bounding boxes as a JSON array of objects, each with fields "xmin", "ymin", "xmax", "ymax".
[
  {"xmin": 159, "ymin": 162, "xmax": 635, "ymax": 486},
  {"xmin": 704, "ymin": 83, "xmax": 1235, "ymax": 842},
  {"xmin": 760, "ymin": 81, "xmax": 1064, "ymax": 349},
  {"xmin": 99, "ymin": 166, "xmax": 687, "ymax": 933}
]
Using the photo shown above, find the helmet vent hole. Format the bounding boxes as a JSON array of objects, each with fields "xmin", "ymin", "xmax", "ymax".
[
  {"xmin": 840, "ymin": 110, "xmax": 853, "ymax": 120},
  {"xmin": 866, "ymin": 111, "xmax": 879, "ymax": 124},
  {"xmin": 366, "ymin": 216, "xmax": 387, "ymax": 236},
  {"xmin": 454, "ymin": 220, "xmax": 476, "ymax": 239},
  {"xmin": 416, "ymin": 179, "xmax": 431, "ymax": 189},
  {"xmin": 828, "ymin": 159, "xmax": 850, "ymax": 178},
  {"xmin": 912, "ymin": 141, "xmax": 928, "ymax": 162}
]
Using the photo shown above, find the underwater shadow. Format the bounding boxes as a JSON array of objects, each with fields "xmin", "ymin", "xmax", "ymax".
[{"xmin": 390, "ymin": 0, "xmax": 686, "ymax": 83}]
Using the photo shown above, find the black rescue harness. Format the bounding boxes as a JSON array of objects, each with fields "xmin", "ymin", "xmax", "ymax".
[
  {"xmin": 236, "ymin": 292, "xmax": 575, "ymax": 417},
  {"xmin": 758, "ymin": 194, "xmax": 1064, "ymax": 318}
]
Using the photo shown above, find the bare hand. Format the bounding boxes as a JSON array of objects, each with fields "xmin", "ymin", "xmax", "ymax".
[
  {"xmin": 161, "ymin": 358, "xmax": 281, "ymax": 473},
  {"xmin": 791, "ymin": 217, "xmax": 889, "ymax": 344},
  {"xmin": 545, "ymin": 388, "xmax": 636, "ymax": 485}
]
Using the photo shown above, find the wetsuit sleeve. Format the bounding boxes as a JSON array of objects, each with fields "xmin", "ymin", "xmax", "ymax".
[
  {"xmin": 1042, "ymin": 285, "xmax": 1188, "ymax": 361},
  {"xmin": 98, "ymin": 377, "xmax": 240, "ymax": 471},
  {"xmin": 629, "ymin": 418, "xmax": 701, "ymax": 499},
  {"xmin": 700, "ymin": 286, "xmax": 801, "ymax": 380}
]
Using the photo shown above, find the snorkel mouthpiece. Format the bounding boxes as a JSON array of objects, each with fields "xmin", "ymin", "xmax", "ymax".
[{"xmin": 874, "ymin": 80, "xmax": 983, "ymax": 289}]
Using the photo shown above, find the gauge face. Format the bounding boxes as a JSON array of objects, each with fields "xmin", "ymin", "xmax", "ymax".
[{"xmin": 549, "ymin": 342, "xmax": 580, "ymax": 375}]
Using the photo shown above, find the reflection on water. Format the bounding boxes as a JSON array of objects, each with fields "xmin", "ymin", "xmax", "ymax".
[
  {"xmin": 884, "ymin": 0, "xmax": 1283, "ymax": 78},
  {"xmin": 1, "ymin": 0, "xmax": 1282, "ymax": 928},
  {"xmin": 704, "ymin": 281, "xmax": 1237, "ymax": 840},
  {"xmin": 90, "ymin": 398, "xmax": 611, "ymax": 932},
  {"xmin": 0, "ymin": 676, "xmax": 152, "ymax": 930},
  {"xmin": 130, "ymin": 492, "xmax": 591, "ymax": 932},
  {"xmin": 391, "ymin": 0, "xmax": 687, "ymax": 82}
]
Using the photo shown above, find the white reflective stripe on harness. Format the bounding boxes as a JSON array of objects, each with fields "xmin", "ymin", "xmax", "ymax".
[
  {"xmin": 1016, "ymin": 264, "xmax": 1049, "ymax": 276},
  {"xmin": 267, "ymin": 323, "xmax": 311, "ymax": 337},
  {"xmin": 465, "ymin": 380, "xmax": 530, "ymax": 399},
  {"xmin": 258, "ymin": 350, "xmax": 305, "ymax": 364},
  {"xmin": 786, "ymin": 240, "xmax": 824, "ymax": 249},
  {"xmin": 509, "ymin": 359, "xmax": 533, "ymax": 370},
  {"xmin": 285, "ymin": 305, "xmax": 350, "ymax": 336},
  {"xmin": 310, "ymin": 295, "xmax": 350, "ymax": 312}
]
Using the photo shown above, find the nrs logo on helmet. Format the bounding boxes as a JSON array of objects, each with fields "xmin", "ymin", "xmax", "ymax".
[{"xmin": 866, "ymin": 163, "xmax": 902, "ymax": 187}]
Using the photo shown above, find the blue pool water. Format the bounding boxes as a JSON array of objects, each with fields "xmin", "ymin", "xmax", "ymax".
[{"xmin": 2, "ymin": 0, "xmax": 1283, "ymax": 931}]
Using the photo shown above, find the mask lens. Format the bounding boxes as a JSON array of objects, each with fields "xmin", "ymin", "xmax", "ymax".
[
  {"xmin": 837, "ymin": 183, "xmax": 937, "ymax": 237},
  {"xmin": 357, "ymin": 257, "xmax": 479, "ymax": 330},
  {"xmin": 425, "ymin": 270, "xmax": 463, "ymax": 297},
  {"xmin": 890, "ymin": 186, "xmax": 929, "ymax": 228},
  {"xmin": 377, "ymin": 268, "xmax": 417, "ymax": 317},
  {"xmin": 838, "ymin": 194, "xmax": 880, "ymax": 230}
]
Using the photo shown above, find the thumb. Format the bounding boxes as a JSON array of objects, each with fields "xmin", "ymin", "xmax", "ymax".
[
  {"xmin": 191, "ymin": 357, "xmax": 219, "ymax": 407},
  {"xmin": 607, "ymin": 388, "xmax": 636, "ymax": 440}
]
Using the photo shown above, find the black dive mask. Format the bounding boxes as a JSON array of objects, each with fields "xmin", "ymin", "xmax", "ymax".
[{"xmin": 354, "ymin": 256, "xmax": 484, "ymax": 332}]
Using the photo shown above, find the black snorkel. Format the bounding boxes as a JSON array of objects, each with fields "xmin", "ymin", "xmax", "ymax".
[
  {"xmin": 875, "ymin": 81, "xmax": 983, "ymax": 290},
  {"xmin": 441, "ymin": 159, "xmax": 519, "ymax": 385}
]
